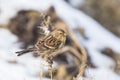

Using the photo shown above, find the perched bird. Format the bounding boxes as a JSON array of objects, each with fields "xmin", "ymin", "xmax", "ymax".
[{"xmin": 16, "ymin": 29, "xmax": 67, "ymax": 56}]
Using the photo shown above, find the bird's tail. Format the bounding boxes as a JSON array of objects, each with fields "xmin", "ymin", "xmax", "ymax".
[{"xmin": 16, "ymin": 48, "xmax": 36, "ymax": 56}]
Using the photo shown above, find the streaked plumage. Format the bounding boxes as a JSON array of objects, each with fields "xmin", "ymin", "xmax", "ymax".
[{"xmin": 16, "ymin": 29, "xmax": 66, "ymax": 56}]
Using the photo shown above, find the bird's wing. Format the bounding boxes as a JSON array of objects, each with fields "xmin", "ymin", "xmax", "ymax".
[{"xmin": 43, "ymin": 35, "xmax": 62, "ymax": 49}]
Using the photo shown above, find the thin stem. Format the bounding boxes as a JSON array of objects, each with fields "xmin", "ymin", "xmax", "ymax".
[{"xmin": 67, "ymin": 27, "xmax": 87, "ymax": 77}]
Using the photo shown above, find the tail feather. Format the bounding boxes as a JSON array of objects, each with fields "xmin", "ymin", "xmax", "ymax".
[{"xmin": 16, "ymin": 48, "xmax": 35, "ymax": 56}]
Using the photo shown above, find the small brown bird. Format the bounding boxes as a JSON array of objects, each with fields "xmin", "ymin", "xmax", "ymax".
[{"xmin": 16, "ymin": 29, "xmax": 67, "ymax": 56}]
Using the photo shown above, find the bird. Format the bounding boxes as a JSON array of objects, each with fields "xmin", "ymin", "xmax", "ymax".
[{"xmin": 16, "ymin": 29, "xmax": 67, "ymax": 56}]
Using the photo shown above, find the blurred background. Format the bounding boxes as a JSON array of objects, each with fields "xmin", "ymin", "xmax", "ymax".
[{"xmin": 0, "ymin": 0, "xmax": 120, "ymax": 80}]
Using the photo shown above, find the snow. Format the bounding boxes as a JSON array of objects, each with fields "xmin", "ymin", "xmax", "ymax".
[
  {"xmin": 0, "ymin": 0, "xmax": 120, "ymax": 80},
  {"xmin": 65, "ymin": 0, "xmax": 84, "ymax": 8},
  {"xmin": 0, "ymin": 28, "xmax": 50, "ymax": 80},
  {"xmin": 85, "ymin": 68, "xmax": 120, "ymax": 80}
]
